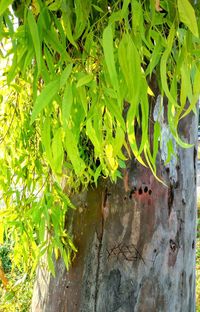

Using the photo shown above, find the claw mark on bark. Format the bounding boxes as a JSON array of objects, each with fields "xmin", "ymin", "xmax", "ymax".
[
  {"xmin": 168, "ymin": 184, "xmax": 174, "ymax": 216},
  {"xmin": 152, "ymin": 248, "xmax": 160, "ymax": 266},
  {"xmin": 193, "ymin": 147, "xmax": 197, "ymax": 185},
  {"xmin": 169, "ymin": 239, "xmax": 177, "ymax": 252},
  {"xmin": 106, "ymin": 243, "xmax": 145, "ymax": 265},
  {"xmin": 94, "ymin": 188, "xmax": 108, "ymax": 312}
]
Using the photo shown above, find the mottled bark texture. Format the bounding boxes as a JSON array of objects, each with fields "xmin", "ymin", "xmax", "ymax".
[{"xmin": 31, "ymin": 109, "xmax": 197, "ymax": 312}]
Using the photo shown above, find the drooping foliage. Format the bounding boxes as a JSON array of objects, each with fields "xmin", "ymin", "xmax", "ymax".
[{"xmin": 0, "ymin": 0, "xmax": 200, "ymax": 274}]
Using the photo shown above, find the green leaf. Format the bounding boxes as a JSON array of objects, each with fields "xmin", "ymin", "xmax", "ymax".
[
  {"xmin": 0, "ymin": 222, "xmax": 4, "ymax": 244},
  {"xmin": 181, "ymin": 66, "xmax": 200, "ymax": 119},
  {"xmin": 64, "ymin": 128, "xmax": 85, "ymax": 176},
  {"xmin": 77, "ymin": 86, "xmax": 87, "ymax": 115},
  {"xmin": 41, "ymin": 116, "xmax": 53, "ymax": 168},
  {"xmin": 160, "ymin": 25, "xmax": 179, "ymax": 108},
  {"xmin": 47, "ymin": 248, "xmax": 55, "ymax": 276},
  {"xmin": 112, "ymin": 126, "xmax": 125, "ymax": 156},
  {"xmin": 165, "ymin": 139, "xmax": 175, "ymax": 165},
  {"xmin": 52, "ymin": 127, "xmax": 63, "ymax": 174},
  {"xmin": 44, "ymin": 29, "xmax": 71, "ymax": 62},
  {"xmin": 103, "ymin": 25, "xmax": 119, "ymax": 92},
  {"xmin": 153, "ymin": 121, "xmax": 161, "ymax": 163},
  {"xmin": 167, "ymin": 102, "xmax": 193, "ymax": 148},
  {"xmin": 60, "ymin": 64, "xmax": 73, "ymax": 88},
  {"xmin": 178, "ymin": 0, "xmax": 199, "ymax": 38},
  {"xmin": 145, "ymin": 37, "xmax": 163, "ymax": 76},
  {"xmin": 118, "ymin": 33, "xmax": 141, "ymax": 101},
  {"xmin": 92, "ymin": 4, "xmax": 104, "ymax": 13},
  {"xmin": 64, "ymin": 18, "xmax": 78, "ymax": 48},
  {"xmin": 31, "ymin": 79, "xmax": 60, "ymax": 123},
  {"xmin": 27, "ymin": 10, "xmax": 42, "ymax": 74},
  {"xmin": 77, "ymin": 74, "xmax": 93, "ymax": 88},
  {"xmin": 74, "ymin": 0, "xmax": 90, "ymax": 40},
  {"xmin": 62, "ymin": 249, "xmax": 70, "ymax": 270},
  {"xmin": 39, "ymin": 217, "xmax": 45, "ymax": 242},
  {"xmin": 4, "ymin": 291, "xmax": 15, "ymax": 302},
  {"xmin": 0, "ymin": 0, "xmax": 13, "ymax": 16},
  {"xmin": 86, "ymin": 118, "xmax": 101, "ymax": 154},
  {"xmin": 44, "ymin": 45, "xmax": 55, "ymax": 75},
  {"xmin": 180, "ymin": 64, "xmax": 192, "ymax": 108},
  {"xmin": 144, "ymin": 144, "xmax": 165, "ymax": 185},
  {"xmin": 105, "ymin": 97, "xmax": 125, "ymax": 130},
  {"xmin": 109, "ymin": 0, "xmax": 130, "ymax": 23},
  {"xmin": 94, "ymin": 165, "xmax": 102, "ymax": 186},
  {"xmin": 139, "ymin": 91, "xmax": 149, "ymax": 154},
  {"xmin": 48, "ymin": 0, "xmax": 62, "ymax": 11},
  {"xmin": 62, "ymin": 83, "xmax": 73, "ymax": 130},
  {"xmin": 68, "ymin": 238, "xmax": 77, "ymax": 252},
  {"xmin": 126, "ymin": 100, "xmax": 146, "ymax": 167}
]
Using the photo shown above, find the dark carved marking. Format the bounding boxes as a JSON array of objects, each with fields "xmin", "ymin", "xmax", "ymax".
[
  {"xmin": 169, "ymin": 239, "xmax": 177, "ymax": 252},
  {"xmin": 107, "ymin": 243, "xmax": 145, "ymax": 264},
  {"xmin": 148, "ymin": 189, "xmax": 152, "ymax": 195},
  {"xmin": 138, "ymin": 187, "xmax": 143, "ymax": 195},
  {"xmin": 192, "ymin": 240, "xmax": 195, "ymax": 249},
  {"xmin": 194, "ymin": 147, "xmax": 197, "ymax": 185},
  {"xmin": 174, "ymin": 181, "xmax": 179, "ymax": 189},
  {"xmin": 129, "ymin": 187, "xmax": 136, "ymax": 199},
  {"xmin": 182, "ymin": 198, "xmax": 186, "ymax": 205},
  {"xmin": 144, "ymin": 186, "xmax": 148, "ymax": 193},
  {"xmin": 168, "ymin": 184, "xmax": 174, "ymax": 216}
]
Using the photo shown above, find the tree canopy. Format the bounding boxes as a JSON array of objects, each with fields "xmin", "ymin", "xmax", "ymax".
[{"xmin": 0, "ymin": 0, "xmax": 200, "ymax": 274}]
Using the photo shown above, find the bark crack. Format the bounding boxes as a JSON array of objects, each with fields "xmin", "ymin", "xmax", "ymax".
[
  {"xmin": 193, "ymin": 146, "xmax": 197, "ymax": 185},
  {"xmin": 168, "ymin": 183, "xmax": 174, "ymax": 216},
  {"xmin": 94, "ymin": 188, "xmax": 108, "ymax": 312}
]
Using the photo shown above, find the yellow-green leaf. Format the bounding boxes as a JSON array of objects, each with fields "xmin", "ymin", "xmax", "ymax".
[
  {"xmin": 160, "ymin": 25, "xmax": 179, "ymax": 109},
  {"xmin": 31, "ymin": 79, "xmax": 60, "ymax": 123},
  {"xmin": 77, "ymin": 74, "xmax": 93, "ymax": 88},
  {"xmin": 64, "ymin": 128, "xmax": 85, "ymax": 176},
  {"xmin": 103, "ymin": 25, "xmax": 119, "ymax": 92},
  {"xmin": 118, "ymin": 33, "xmax": 141, "ymax": 101},
  {"xmin": 47, "ymin": 249, "xmax": 55, "ymax": 276},
  {"xmin": 41, "ymin": 116, "xmax": 53, "ymax": 167},
  {"xmin": 178, "ymin": 0, "xmax": 199, "ymax": 38},
  {"xmin": 0, "ymin": 0, "xmax": 13, "ymax": 16},
  {"xmin": 60, "ymin": 64, "xmax": 73, "ymax": 88},
  {"xmin": 52, "ymin": 127, "xmax": 64, "ymax": 175},
  {"xmin": 0, "ymin": 222, "xmax": 4, "ymax": 244},
  {"xmin": 27, "ymin": 10, "xmax": 42, "ymax": 74},
  {"xmin": 62, "ymin": 83, "xmax": 73, "ymax": 130}
]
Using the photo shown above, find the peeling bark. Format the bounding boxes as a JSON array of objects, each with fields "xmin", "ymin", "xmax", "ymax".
[{"xmin": 31, "ymin": 110, "xmax": 198, "ymax": 312}]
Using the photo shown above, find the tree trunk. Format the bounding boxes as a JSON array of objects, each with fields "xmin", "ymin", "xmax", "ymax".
[{"xmin": 31, "ymin": 109, "xmax": 197, "ymax": 312}]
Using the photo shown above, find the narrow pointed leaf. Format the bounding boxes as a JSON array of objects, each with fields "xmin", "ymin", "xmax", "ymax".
[
  {"xmin": 27, "ymin": 10, "xmax": 42, "ymax": 73},
  {"xmin": 103, "ymin": 25, "xmax": 119, "ymax": 92},
  {"xmin": 62, "ymin": 83, "xmax": 73, "ymax": 130},
  {"xmin": 60, "ymin": 64, "xmax": 73, "ymax": 88},
  {"xmin": 64, "ymin": 128, "xmax": 85, "ymax": 176},
  {"xmin": 77, "ymin": 74, "xmax": 93, "ymax": 88},
  {"xmin": 52, "ymin": 127, "xmax": 63, "ymax": 174},
  {"xmin": 0, "ymin": 0, "xmax": 13, "ymax": 16},
  {"xmin": 178, "ymin": 0, "xmax": 199, "ymax": 38},
  {"xmin": 31, "ymin": 79, "xmax": 60, "ymax": 123}
]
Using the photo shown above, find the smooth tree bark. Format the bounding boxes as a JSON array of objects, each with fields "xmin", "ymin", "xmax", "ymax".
[{"xmin": 31, "ymin": 101, "xmax": 198, "ymax": 312}]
